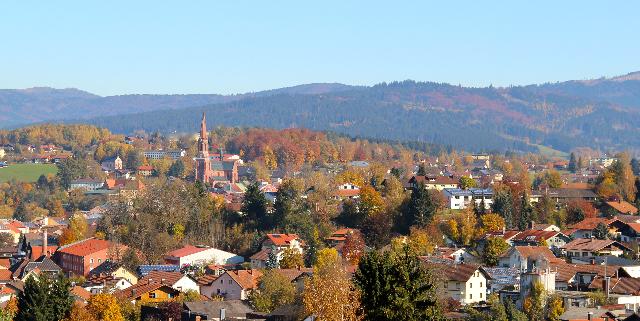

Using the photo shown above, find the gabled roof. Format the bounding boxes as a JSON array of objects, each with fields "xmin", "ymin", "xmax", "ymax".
[
  {"xmin": 264, "ymin": 234, "xmax": 302, "ymax": 247},
  {"xmin": 503, "ymin": 246, "xmax": 561, "ymax": 263},
  {"xmin": 569, "ymin": 217, "xmax": 617, "ymax": 231},
  {"xmin": 88, "ymin": 261, "xmax": 133, "ymax": 278},
  {"xmin": 512, "ymin": 230, "xmax": 567, "ymax": 243},
  {"xmin": 426, "ymin": 262, "xmax": 490, "ymax": 282},
  {"xmin": 225, "ymin": 270, "xmax": 262, "ymax": 290},
  {"xmin": 115, "ymin": 280, "xmax": 179, "ymax": 300},
  {"xmin": 140, "ymin": 271, "xmax": 185, "ymax": 286},
  {"xmin": 71, "ymin": 285, "xmax": 92, "ymax": 301},
  {"xmin": 184, "ymin": 300, "xmax": 255, "ymax": 319},
  {"xmin": 588, "ymin": 276, "xmax": 640, "ymax": 295},
  {"xmin": 56, "ymin": 238, "xmax": 113, "ymax": 257},
  {"xmin": 550, "ymin": 262, "xmax": 619, "ymax": 283},
  {"xmin": 137, "ymin": 265, "xmax": 180, "ymax": 277},
  {"xmin": 561, "ymin": 239, "xmax": 631, "ymax": 252},
  {"xmin": 606, "ymin": 201, "xmax": 638, "ymax": 215}
]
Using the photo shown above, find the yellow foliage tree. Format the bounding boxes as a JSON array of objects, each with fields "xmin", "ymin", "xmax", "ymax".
[
  {"xmin": 63, "ymin": 302, "xmax": 97, "ymax": 321},
  {"xmin": 481, "ymin": 213, "xmax": 506, "ymax": 232},
  {"xmin": 303, "ymin": 248, "xmax": 361, "ymax": 321},
  {"xmin": 279, "ymin": 248, "xmax": 305, "ymax": 269},
  {"xmin": 87, "ymin": 293, "xmax": 125, "ymax": 321}
]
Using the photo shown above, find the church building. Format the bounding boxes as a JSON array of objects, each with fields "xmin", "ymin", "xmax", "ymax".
[{"xmin": 194, "ymin": 113, "xmax": 239, "ymax": 184}]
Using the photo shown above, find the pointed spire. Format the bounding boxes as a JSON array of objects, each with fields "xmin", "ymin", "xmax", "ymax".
[{"xmin": 200, "ymin": 112, "xmax": 208, "ymax": 141}]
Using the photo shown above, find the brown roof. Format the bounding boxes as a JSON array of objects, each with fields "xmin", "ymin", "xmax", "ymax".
[
  {"xmin": 507, "ymin": 246, "xmax": 561, "ymax": 263},
  {"xmin": 115, "ymin": 280, "xmax": 178, "ymax": 300},
  {"xmin": 250, "ymin": 248, "xmax": 271, "ymax": 261},
  {"xmin": 71, "ymin": 285, "xmax": 92, "ymax": 301},
  {"xmin": 425, "ymin": 262, "xmax": 488, "ymax": 282},
  {"xmin": 561, "ymin": 239, "xmax": 631, "ymax": 252},
  {"xmin": 197, "ymin": 274, "xmax": 219, "ymax": 286},
  {"xmin": 226, "ymin": 270, "xmax": 262, "ymax": 290},
  {"xmin": 336, "ymin": 189, "xmax": 360, "ymax": 198},
  {"xmin": 274, "ymin": 268, "xmax": 313, "ymax": 282},
  {"xmin": 569, "ymin": 218, "xmax": 616, "ymax": 231},
  {"xmin": 588, "ymin": 276, "xmax": 640, "ymax": 295},
  {"xmin": 550, "ymin": 262, "xmax": 619, "ymax": 283},
  {"xmin": 140, "ymin": 271, "xmax": 184, "ymax": 286},
  {"xmin": 512, "ymin": 230, "xmax": 566, "ymax": 242},
  {"xmin": 606, "ymin": 201, "xmax": 638, "ymax": 215}
]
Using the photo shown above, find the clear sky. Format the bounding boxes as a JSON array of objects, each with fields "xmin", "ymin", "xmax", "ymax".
[{"xmin": 2, "ymin": 1, "xmax": 639, "ymax": 96}]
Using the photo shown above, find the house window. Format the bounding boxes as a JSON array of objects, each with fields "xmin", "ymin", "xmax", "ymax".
[
  {"xmin": 480, "ymin": 282, "xmax": 483, "ymax": 288},
  {"xmin": 444, "ymin": 281, "xmax": 448, "ymax": 288},
  {"xmin": 229, "ymin": 280, "xmax": 232, "ymax": 284},
  {"xmin": 469, "ymin": 294, "xmax": 473, "ymax": 300},
  {"xmin": 149, "ymin": 293, "xmax": 156, "ymax": 299},
  {"xmin": 470, "ymin": 283, "xmax": 473, "ymax": 288},
  {"xmin": 456, "ymin": 282, "xmax": 460, "ymax": 289},
  {"xmin": 221, "ymin": 279, "xmax": 223, "ymax": 284},
  {"xmin": 480, "ymin": 293, "xmax": 483, "ymax": 299},
  {"xmin": 98, "ymin": 259, "xmax": 101, "ymax": 263},
  {"xmin": 90, "ymin": 258, "xmax": 94, "ymax": 264}
]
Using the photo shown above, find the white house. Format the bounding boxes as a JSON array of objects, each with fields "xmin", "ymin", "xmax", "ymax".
[
  {"xmin": 499, "ymin": 246, "xmax": 560, "ymax": 270},
  {"xmin": 143, "ymin": 149, "xmax": 186, "ymax": 160},
  {"xmin": 442, "ymin": 188, "xmax": 493, "ymax": 210},
  {"xmin": 430, "ymin": 263, "xmax": 490, "ymax": 305},
  {"xmin": 164, "ymin": 245, "xmax": 244, "ymax": 268},
  {"xmin": 250, "ymin": 234, "xmax": 304, "ymax": 269},
  {"xmin": 203, "ymin": 269, "xmax": 262, "ymax": 300},
  {"xmin": 69, "ymin": 179, "xmax": 104, "ymax": 191},
  {"xmin": 141, "ymin": 271, "xmax": 200, "ymax": 294}
]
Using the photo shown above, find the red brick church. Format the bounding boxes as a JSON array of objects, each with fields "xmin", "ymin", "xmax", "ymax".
[{"xmin": 194, "ymin": 113, "xmax": 239, "ymax": 184}]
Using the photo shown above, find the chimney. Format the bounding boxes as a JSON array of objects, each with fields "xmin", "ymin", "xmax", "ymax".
[
  {"xmin": 590, "ymin": 258, "xmax": 595, "ymax": 265},
  {"xmin": 42, "ymin": 228, "xmax": 48, "ymax": 257},
  {"xmin": 220, "ymin": 308, "xmax": 226, "ymax": 321}
]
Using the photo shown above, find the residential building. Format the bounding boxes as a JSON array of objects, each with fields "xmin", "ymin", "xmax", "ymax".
[
  {"xmin": 429, "ymin": 262, "xmax": 490, "ymax": 305},
  {"xmin": 115, "ymin": 279, "xmax": 181, "ymax": 304},
  {"xmin": 562, "ymin": 239, "xmax": 631, "ymax": 258},
  {"xmin": 143, "ymin": 149, "xmax": 186, "ymax": 160},
  {"xmin": 164, "ymin": 245, "xmax": 244, "ymax": 268},
  {"xmin": 250, "ymin": 234, "xmax": 304, "ymax": 269},
  {"xmin": 55, "ymin": 238, "xmax": 126, "ymax": 276},
  {"xmin": 499, "ymin": 246, "xmax": 561, "ymax": 270},
  {"xmin": 408, "ymin": 175, "xmax": 459, "ymax": 191},
  {"xmin": 69, "ymin": 179, "xmax": 104, "ymax": 191},
  {"xmin": 140, "ymin": 270, "xmax": 199, "ymax": 293},
  {"xmin": 511, "ymin": 229, "xmax": 570, "ymax": 250},
  {"xmin": 182, "ymin": 300, "xmax": 257, "ymax": 321},
  {"xmin": 442, "ymin": 188, "xmax": 493, "ymax": 210},
  {"xmin": 605, "ymin": 200, "xmax": 638, "ymax": 215},
  {"xmin": 204, "ymin": 269, "xmax": 262, "ymax": 300},
  {"xmin": 136, "ymin": 165, "xmax": 154, "ymax": 177}
]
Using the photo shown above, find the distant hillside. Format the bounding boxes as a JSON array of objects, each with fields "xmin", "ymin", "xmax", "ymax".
[
  {"xmin": 0, "ymin": 83, "xmax": 356, "ymax": 128},
  {"xmin": 5, "ymin": 73, "xmax": 640, "ymax": 152},
  {"xmin": 79, "ymin": 75, "xmax": 640, "ymax": 153}
]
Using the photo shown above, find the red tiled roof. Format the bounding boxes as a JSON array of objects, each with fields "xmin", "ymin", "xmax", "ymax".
[
  {"xmin": 137, "ymin": 165, "xmax": 154, "ymax": 171},
  {"xmin": 250, "ymin": 248, "xmax": 271, "ymax": 261},
  {"xmin": 606, "ymin": 201, "xmax": 638, "ymax": 215},
  {"xmin": 30, "ymin": 246, "xmax": 58, "ymax": 260},
  {"xmin": 226, "ymin": 270, "xmax": 262, "ymax": 290},
  {"xmin": 550, "ymin": 262, "xmax": 620, "ymax": 283},
  {"xmin": 569, "ymin": 218, "xmax": 616, "ymax": 231},
  {"xmin": 425, "ymin": 262, "xmax": 488, "ymax": 282},
  {"xmin": 336, "ymin": 189, "xmax": 360, "ymax": 197},
  {"xmin": 508, "ymin": 246, "xmax": 561, "ymax": 263},
  {"xmin": 265, "ymin": 234, "xmax": 301, "ymax": 247},
  {"xmin": 165, "ymin": 245, "xmax": 207, "ymax": 258},
  {"xmin": 115, "ymin": 281, "xmax": 178, "ymax": 300},
  {"xmin": 57, "ymin": 239, "xmax": 113, "ymax": 257},
  {"xmin": 71, "ymin": 286, "xmax": 92, "ymax": 301},
  {"xmin": 197, "ymin": 274, "xmax": 219, "ymax": 286}
]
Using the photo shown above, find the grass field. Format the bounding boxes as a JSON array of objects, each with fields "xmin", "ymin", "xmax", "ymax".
[{"xmin": 0, "ymin": 164, "xmax": 58, "ymax": 183}]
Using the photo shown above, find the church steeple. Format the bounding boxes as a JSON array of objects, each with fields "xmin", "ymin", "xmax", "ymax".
[{"xmin": 198, "ymin": 112, "xmax": 209, "ymax": 157}]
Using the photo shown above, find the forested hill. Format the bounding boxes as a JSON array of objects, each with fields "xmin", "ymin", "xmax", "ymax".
[
  {"xmin": 0, "ymin": 83, "xmax": 356, "ymax": 128},
  {"xmin": 81, "ymin": 76, "xmax": 640, "ymax": 153}
]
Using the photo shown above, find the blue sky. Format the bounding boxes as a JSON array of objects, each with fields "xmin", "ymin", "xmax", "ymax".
[{"xmin": 1, "ymin": 1, "xmax": 639, "ymax": 96}]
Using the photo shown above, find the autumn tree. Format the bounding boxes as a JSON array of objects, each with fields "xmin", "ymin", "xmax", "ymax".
[
  {"xmin": 279, "ymin": 248, "xmax": 304, "ymax": 269},
  {"xmin": 342, "ymin": 230, "xmax": 366, "ymax": 265},
  {"xmin": 63, "ymin": 303, "xmax": 97, "ymax": 321},
  {"xmin": 86, "ymin": 294, "xmax": 125, "ymax": 321},
  {"xmin": 459, "ymin": 176, "xmax": 478, "ymax": 189},
  {"xmin": 59, "ymin": 213, "xmax": 88, "ymax": 246},
  {"xmin": 303, "ymin": 248, "xmax": 361, "ymax": 321},
  {"xmin": 482, "ymin": 237, "xmax": 510, "ymax": 266},
  {"xmin": 547, "ymin": 294, "xmax": 565, "ymax": 321},
  {"xmin": 523, "ymin": 281, "xmax": 545, "ymax": 321},
  {"xmin": 480, "ymin": 213, "xmax": 505, "ymax": 232},
  {"xmin": 250, "ymin": 269, "xmax": 296, "ymax": 313}
]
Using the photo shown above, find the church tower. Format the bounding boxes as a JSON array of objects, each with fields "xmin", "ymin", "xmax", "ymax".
[{"xmin": 195, "ymin": 112, "xmax": 211, "ymax": 183}]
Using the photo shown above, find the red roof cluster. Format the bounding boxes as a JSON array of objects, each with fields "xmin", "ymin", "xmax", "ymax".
[
  {"xmin": 265, "ymin": 234, "xmax": 301, "ymax": 246},
  {"xmin": 165, "ymin": 245, "xmax": 208, "ymax": 258}
]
